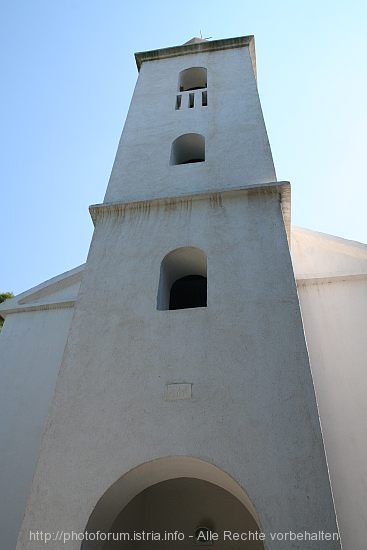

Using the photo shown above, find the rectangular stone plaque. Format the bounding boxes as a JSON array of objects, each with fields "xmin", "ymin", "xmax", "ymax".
[{"xmin": 165, "ymin": 383, "xmax": 192, "ymax": 401}]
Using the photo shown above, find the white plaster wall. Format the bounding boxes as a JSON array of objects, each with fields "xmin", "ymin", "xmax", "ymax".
[
  {"xmin": 0, "ymin": 308, "xmax": 74, "ymax": 550},
  {"xmin": 16, "ymin": 195, "xmax": 339, "ymax": 550},
  {"xmin": 105, "ymin": 46, "xmax": 276, "ymax": 203},
  {"xmin": 297, "ymin": 279, "xmax": 367, "ymax": 550}
]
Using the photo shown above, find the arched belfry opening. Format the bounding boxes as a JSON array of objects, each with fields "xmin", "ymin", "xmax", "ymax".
[
  {"xmin": 170, "ymin": 133, "xmax": 205, "ymax": 165},
  {"xmin": 81, "ymin": 457, "xmax": 264, "ymax": 550},
  {"xmin": 179, "ymin": 67, "xmax": 207, "ymax": 91},
  {"xmin": 157, "ymin": 247, "xmax": 207, "ymax": 310}
]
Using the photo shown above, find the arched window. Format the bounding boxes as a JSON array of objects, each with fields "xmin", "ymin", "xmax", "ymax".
[
  {"xmin": 170, "ymin": 133, "xmax": 205, "ymax": 165},
  {"xmin": 179, "ymin": 67, "xmax": 207, "ymax": 91},
  {"xmin": 157, "ymin": 247, "xmax": 207, "ymax": 311}
]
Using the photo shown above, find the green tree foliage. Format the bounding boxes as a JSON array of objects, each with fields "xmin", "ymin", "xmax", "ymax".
[{"xmin": 0, "ymin": 292, "xmax": 14, "ymax": 330}]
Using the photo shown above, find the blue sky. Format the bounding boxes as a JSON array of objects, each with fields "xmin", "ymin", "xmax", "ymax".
[{"xmin": 1, "ymin": 1, "xmax": 367, "ymax": 294}]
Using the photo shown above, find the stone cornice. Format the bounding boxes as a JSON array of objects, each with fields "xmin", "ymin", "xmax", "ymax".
[
  {"xmin": 89, "ymin": 181, "xmax": 291, "ymax": 238},
  {"xmin": 0, "ymin": 300, "xmax": 75, "ymax": 317},
  {"xmin": 0, "ymin": 264, "xmax": 84, "ymax": 319},
  {"xmin": 297, "ymin": 273, "xmax": 367, "ymax": 287},
  {"xmin": 135, "ymin": 35, "xmax": 256, "ymax": 79}
]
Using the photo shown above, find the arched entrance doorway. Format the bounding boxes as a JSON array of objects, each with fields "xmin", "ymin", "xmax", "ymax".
[{"xmin": 82, "ymin": 457, "xmax": 265, "ymax": 550}]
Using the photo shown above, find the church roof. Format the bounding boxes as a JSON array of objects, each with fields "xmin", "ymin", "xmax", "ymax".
[
  {"xmin": 291, "ymin": 227, "xmax": 367, "ymax": 285},
  {"xmin": 0, "ymin": 264, "xmax": 84, "ymax": 318}
]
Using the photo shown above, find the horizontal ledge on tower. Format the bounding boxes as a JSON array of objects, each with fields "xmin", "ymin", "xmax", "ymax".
[{"xmin": 89, "ymin": 181, "xmax": 291, "ymax": 238}]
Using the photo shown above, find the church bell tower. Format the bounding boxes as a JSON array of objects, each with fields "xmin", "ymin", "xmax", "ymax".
[{"xmin": 16, "ymin": 36, "xmax": 341, "ymax": 550}]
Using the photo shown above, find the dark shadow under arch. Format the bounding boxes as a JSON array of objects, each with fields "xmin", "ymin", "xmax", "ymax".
[{"xmin": 169, "ymin": 274, "xmax": 207, "ymax": 310}]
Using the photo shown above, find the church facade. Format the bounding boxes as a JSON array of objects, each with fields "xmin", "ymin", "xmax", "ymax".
[{"xmin": 1, "ymin": 35, "xmax": 366, "ymax": 550}]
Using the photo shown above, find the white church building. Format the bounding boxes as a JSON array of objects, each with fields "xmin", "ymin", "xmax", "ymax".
[{"xmin": 0, "ymin": 35, "xmax": 366, "ymax": 550}]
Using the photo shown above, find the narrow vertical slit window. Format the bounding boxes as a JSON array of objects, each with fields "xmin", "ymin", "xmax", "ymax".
[
  {"xmin": 189, "ymin": 93, "xmax": 195, "ymax": 109},
  {"xmin": 175, "ymin": 95, "xmax": 182, "ymax": 110},
  {"xmin": 202, "ymin": 91, "xmax": 208, "ymax": 107}
]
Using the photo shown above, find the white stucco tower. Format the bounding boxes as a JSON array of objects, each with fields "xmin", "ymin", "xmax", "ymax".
[{"xmin": 13, "ymin": 36, "xmax": 341, "ymax": 549}]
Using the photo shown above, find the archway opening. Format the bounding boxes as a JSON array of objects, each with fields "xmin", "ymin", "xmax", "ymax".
[
  {"xmin": 103, "ymin": 478, "xmax": 264, "ymax": 549},
  {"xmin": 81, "ymin": 457, "xmax": 264, "ymax": 550}
]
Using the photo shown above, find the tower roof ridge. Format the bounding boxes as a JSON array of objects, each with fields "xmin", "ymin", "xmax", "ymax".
[{"xmin": 183, "ymin": 37, "xmax": 208, "ymax": 45}]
